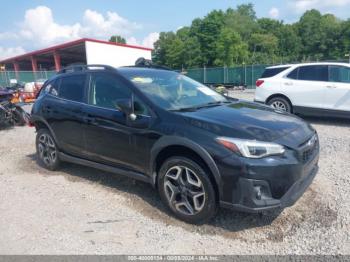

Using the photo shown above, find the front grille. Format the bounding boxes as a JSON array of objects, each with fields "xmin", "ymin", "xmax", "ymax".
[{"xmin": 300, "ymin": 134, "xmax": 318, "ymax": 163}]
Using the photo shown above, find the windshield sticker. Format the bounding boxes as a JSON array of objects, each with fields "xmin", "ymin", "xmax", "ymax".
[
  {"xmin": 198, "ymin": 87, "xmax": 218, "ymax": 96},
  {"xmin": 131, "ymin": 77, "xmax": 153, "ymax": 84}
]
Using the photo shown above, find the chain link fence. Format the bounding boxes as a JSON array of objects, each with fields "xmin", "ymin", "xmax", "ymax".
[
  {"xmin": 0, "ymin": 71, "xmax": 56, "ymax": 87},
  {"xmin": 0, "ymin": 65, "xmax": 269, "ymax": 89},
  {"xmin": 185, "ymin": 64, "xmax": 269, "ymax": 88}
]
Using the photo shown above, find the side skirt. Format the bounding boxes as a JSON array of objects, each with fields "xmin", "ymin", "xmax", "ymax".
[
  {"xmin": 59, "ymin": 152, "xmax": 152, "ymax": 184},
  {"xmin": 294, "ymin": 106, "xmax": 350, "ymax": 119}
]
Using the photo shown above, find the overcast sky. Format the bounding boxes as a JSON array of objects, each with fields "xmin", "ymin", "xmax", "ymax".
[{"xmin": 1, "ymin": 0, "xmax": 350, "ymax": 60}]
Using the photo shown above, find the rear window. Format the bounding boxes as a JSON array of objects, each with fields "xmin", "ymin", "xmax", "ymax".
[
  {"xmin": 58, "ymin": 74, "xmax": 86, "ymax": 102},
  {"xmin": 261, "ymin": 67, "xmax": 289, "ymax": 78}
]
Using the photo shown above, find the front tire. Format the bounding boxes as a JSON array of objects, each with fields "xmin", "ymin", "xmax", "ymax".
[
  {"xmin": 267, "ymin": 97, "xmax": 292, "ymax": 113},
  {"xmin": 36, "ymin": 129, "xmax": 60, "ymax": 171},
  {"xmin": 157, "ymin": 156, "xmax": 218, "ymax": 224}
]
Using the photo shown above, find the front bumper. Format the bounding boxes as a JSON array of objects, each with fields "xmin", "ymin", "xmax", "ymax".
[
  {"xmin": 220, "ymin": 164, "xmax": 318, "ymax": 212},
  {"xmin": 217, "ymin": 138, "xmax": 319, "ymax": 213}
]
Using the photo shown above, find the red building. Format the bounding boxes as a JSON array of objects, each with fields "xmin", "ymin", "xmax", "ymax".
[{"xmin": 0, "ymin": 38, "xmax": 153, "ymax": 72}]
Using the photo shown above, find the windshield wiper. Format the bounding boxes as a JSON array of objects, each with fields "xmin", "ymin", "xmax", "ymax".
[
  {"xmin": 169, "ymin": 106, "xmax": 198, "ymax": 112},
  {"xmin": 170, "ymin": 101, "xmax": 231, "ymax": 112},
  {"xmin": 194, "ymin": 101, "xmax": 231, "ymax": 109}
]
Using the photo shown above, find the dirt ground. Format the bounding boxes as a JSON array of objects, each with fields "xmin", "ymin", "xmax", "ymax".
[{"xmin": 0, "ymin": 92, "xmax": 349, "ymax": 254}]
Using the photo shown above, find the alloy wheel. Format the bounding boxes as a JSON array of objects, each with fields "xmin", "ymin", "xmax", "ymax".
[
  {"xmin": 163, "ymin": 166, "xmax": 206, "ymax": 216},
  {"xmin": 38, "ymin": 133, "xmax": 57, "ymax": 166},
  {"xmin": 271, "ymin": 100, "xmax": 287, "ymax": 111}
]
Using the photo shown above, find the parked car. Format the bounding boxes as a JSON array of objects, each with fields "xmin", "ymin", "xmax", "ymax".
[
  {"xmin": 30, "ymin": 64, "xmax": 319, "ymax": 224},
  {"xmin": 255, "ymin": 62, "xmax": 350, "ymax": 118}
]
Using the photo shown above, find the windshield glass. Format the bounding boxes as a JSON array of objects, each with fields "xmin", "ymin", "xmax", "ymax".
[{"xmin": 119, "ymin": 69, "xmax": 227, "ymax": 111}]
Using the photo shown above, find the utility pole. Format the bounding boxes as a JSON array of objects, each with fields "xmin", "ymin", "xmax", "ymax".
[{"xmin": 346, "ymin": 53, "xmax": 350, "ymax": 64}]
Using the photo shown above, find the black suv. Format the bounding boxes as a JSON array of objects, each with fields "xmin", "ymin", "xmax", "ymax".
[{"xmin": 31, "ymin": 64, "xmax": 319, "ymax": 224}]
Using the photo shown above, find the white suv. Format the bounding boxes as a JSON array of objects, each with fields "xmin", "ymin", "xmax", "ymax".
[{"xmin": 254, "ymin": 62, "xmax": 350, "ymax": 118}]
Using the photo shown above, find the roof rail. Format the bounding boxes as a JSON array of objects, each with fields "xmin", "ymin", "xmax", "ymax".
[{"xmin": 57, "ymin": 64, "xmax": 116, "ymax": 74}]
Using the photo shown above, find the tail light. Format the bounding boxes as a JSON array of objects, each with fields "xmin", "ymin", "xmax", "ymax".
[{"xmin": 256, "ymin": 79, "xmax": 264, "ymax": 87}]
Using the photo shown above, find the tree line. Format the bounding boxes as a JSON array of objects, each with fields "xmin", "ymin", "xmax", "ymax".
[{"xmin": 151, "ymin": 4, "xmax": 350, "ymax": 69}]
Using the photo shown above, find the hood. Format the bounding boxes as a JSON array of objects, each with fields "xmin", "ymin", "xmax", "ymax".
[{"xmin": 180, "ymin": 100, "xmax": 314, "ymax": 147}]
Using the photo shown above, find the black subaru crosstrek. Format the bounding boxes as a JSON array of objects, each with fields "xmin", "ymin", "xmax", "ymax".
[{"xmin": 31, "ymin": 64, "xmax": 319, "ymax": 224}]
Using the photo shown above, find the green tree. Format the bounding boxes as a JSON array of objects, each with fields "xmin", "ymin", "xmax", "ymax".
[
  {"xmin": 297, "ymin": 10, "xmax": 324, "ymax": 60},
  {"xmin": 340, "ymin": 19, "xmax": 350, "ymax": 59},
  {"xmin": 278, "ymin": 24, "xmax": 302, "ymax": 63},
  {"xmin": 109, "ymin": 35, "xmax": 126, "ymax": 44},
  {"xmin": 152, "ymin": 32, "xmax": 176, "ymax": 66},
  {"xmin": 249, "ymin": 33, "xmax": 279, "ymax": 64},
  {"xmin": 224, "ymin": 4, "xmax": 258, "ymax": 41},
  {"xmin": 189, "ymin": 10, "xmax": 226, "ymax": 65},
  {"xmin": 152, "ymin": 4, "xmax": 350, "ymax": 69},
  {"xmin": 176, "ymin": 27, "xmax": 202, "ymax": 67},
  {"xmin": 214, "ymin": 27, "xmax": 248, "ymax": 66},
  {"xmin": 320, "ymin": 14, "xmax": 342, "ymax": 59},
  {"xmin": 257, "ymin": 18, "xmax": 283, "ymax": 35}
]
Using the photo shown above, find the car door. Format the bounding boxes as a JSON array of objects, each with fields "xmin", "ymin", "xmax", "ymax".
[
  {"xmin": 325, "ymin": 65, "xmax": 350, "ymax": 111},
  {"xmin": 46, "ymin": 73, "xmax": 88, "ymax": 157},
  {"xmin": 283, "ymin": 65, "xmax": 328, "ymax": 109},
  {"xmin": 127, "ymin": 95, "xmax": 157, "ymax": 173},
  {"xmin": 82, "ymin": 72, "xmax": 138, "ymax": 170}
]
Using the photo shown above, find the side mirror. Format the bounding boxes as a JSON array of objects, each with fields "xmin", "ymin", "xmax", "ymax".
[{"xmin": 116, "ymin": 99, "xmax": 137, "ymax": 121}]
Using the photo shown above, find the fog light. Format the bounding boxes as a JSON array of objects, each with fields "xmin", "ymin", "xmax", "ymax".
[{"xmin": 254, "ymin": 186, "xmax": 262, "ymax": 200}]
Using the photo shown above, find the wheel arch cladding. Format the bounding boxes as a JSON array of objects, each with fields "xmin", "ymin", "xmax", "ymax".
[
  {"xmin": 32, "ymin": 117, "xmax": 60, "ymax": 148},
  {"xmin": 150, "ymin": 136, "xmax": 222, "ymax": 198}
]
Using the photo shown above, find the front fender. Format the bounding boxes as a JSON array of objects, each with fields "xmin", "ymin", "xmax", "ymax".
[{"xmin": 149, "ymin": 135, "xmax": 222, "ymax": 198}]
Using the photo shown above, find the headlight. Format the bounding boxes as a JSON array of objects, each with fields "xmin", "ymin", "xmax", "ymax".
[{"xmin": 216, "ymin": 137, "xmax": 285, "ymax": 158}]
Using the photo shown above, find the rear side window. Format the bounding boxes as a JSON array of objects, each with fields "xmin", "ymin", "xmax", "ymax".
[
  {"xmin": 287, "ymin": 68, "xmax": 298, "ymax": 79},
  {"xmin": 297, "ymin": 65, "xmax": 328, "ymax": 81},
  {"xmin": 329, "ymin": 66, "xmax": 350, "ymax": 83},
  {"xmin": 58, "ymin": 74, "xmax": 86, "ymax": 102},
  {"xmin": 37, "ymin": 79, "xmax": 58, "ymax": 98},
  {"xmin": 50, "ymin": 79, "xmax": 59, "ymax": 96},
  {"xmin": 261, "ymin": 67, "xmax": 289, "ymax": 78},
  {"xmin": 37, "ymin": 81, "xmax": 51, "ymax": 98}
]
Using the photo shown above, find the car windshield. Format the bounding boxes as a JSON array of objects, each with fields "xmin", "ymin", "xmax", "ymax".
[{"xmin": 119, "ymin": 69, "xmax": 228, "ymax": 111}]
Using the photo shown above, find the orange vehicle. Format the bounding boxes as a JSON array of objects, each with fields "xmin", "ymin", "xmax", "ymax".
[
  {"xmin": 10, "ymin": 91, "xmax": 21, "ymax": 104},
  {"xmin": 9, "ymin": 80, "xmax": 44, "ymax": 104}
]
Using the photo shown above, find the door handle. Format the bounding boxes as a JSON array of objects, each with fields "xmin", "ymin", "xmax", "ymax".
[
  {"xmin": 284, "ymin": 82, "xmax": 293, "ymax": 86},
  {"xmin": 326, "ymin": 85, "xmax": 336, "ymax": 88}
]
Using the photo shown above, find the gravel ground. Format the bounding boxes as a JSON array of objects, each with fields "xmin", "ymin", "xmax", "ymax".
[{"xmin": 0, "ymin": 92, "xmax": 349, "ymax": 255}]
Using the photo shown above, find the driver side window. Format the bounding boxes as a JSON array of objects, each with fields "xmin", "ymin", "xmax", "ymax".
[{"xmin": 89, "ymin": 73, "xmax": 131, "ymax": 110}]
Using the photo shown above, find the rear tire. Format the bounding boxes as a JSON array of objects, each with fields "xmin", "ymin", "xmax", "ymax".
[
  {"xmin": 157, "ymin": 156, "xmax": 218, "ymax": 224},
  {"xmin": 36, "ymin": 129, "xmax": 61, "ymax": 171},
  {"xmin": 267, "ymin": 96, "xmax": 292, "ymax": 113}
]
